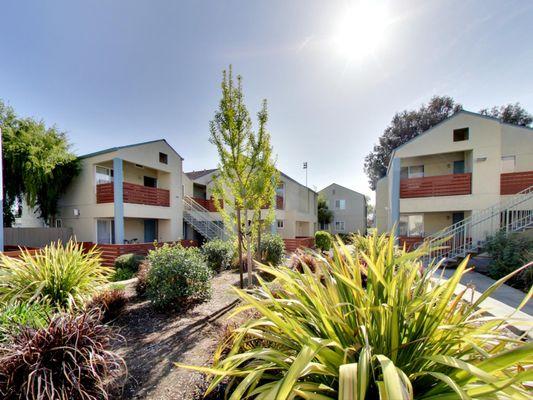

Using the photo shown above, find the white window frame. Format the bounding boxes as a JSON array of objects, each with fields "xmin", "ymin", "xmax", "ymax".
[
  {"xmin": 408, "ymin": 165, "xmax": 424, "ymax": 179},
  {"xmin": 95, "ymin": 165, "xmax": 114, "ymax": 187},
  {"xmin": 96, "ymin": 219, "xmax": 114, "ymax": 244},
  {"xmin": 334, "ymin": 221, "xmax": 345, "ymax": 231},
  {"xmin": 335, "ymin": 199, "xmax": 346, "ymax": 210},
  {"xmin": 501, "ymin": 156, "xmax": 516, "ymax": 173},
  {"xmin": 399, "ymin": 214, "xmax": 424, "ymax": 237},
  {"xmin": 277, "ymin": 219, "xmax": 284, "ymax": 229},
  {"xmin": 55, "ymin": 219, "xmax": 62, "ymax": 228}
]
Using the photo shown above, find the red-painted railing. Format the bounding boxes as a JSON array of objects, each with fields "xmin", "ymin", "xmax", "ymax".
[
  {"xmin": 192, "ymin": 197, "xmax": 222, "ymax": 212},
  {"xmin": 96, "ymin": 182, "xmax": 170, "ymax": 207},
  {"xmin": 500, "ymin": 171, "xmax": 533, "ymax": 195},
  {"xmin": 400, "ymin": 173, "xmax": 471, "ymax": 198}
]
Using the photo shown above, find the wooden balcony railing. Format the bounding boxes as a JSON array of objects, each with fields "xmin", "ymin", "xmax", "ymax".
[
  {"xmin": 500, "ymin": 171, "xmax": 533, "ymax": 195},
  {"xmin": 400, "ymin": 173, "xmax": 471, "ymax": 198},
  {"xmin": 192, "ymin": 197, "xmax": 222, "ymax": 212},
  {"xmin": 96, "ymin": 182, "xmax": 170, "ymax": 207}
]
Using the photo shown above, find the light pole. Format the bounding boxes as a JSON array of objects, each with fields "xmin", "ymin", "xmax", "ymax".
[{"xmin": 303, "ymin": 161, "xmax": 308, "ymax": 187}]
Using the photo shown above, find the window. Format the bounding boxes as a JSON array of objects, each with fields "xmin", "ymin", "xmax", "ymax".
[
  {"xmin": 501, "ymin": 156, "xmax": 516, "ymax": 173},
  {"xmin": 159, "ymin": 152, "xmax": 168, "ymax": 164},
  {"xmin": 399, "ymin": 214, "xmax": 424, "ymax": 237},
  {"xmin": 96, "ymin": 219, "xmax": 115, "ymax": 244},
  {"xmin": 95, "ymin": 166, "xmax": 113, "ymax": 184},
  {"xmin": 55, "ymin": 219, "xmax": 62, "ymax": 228},
  {"xmin": 144, "ymin": 176, "xmax": 157, "ymax": 188},
  {"xmin": 277, "ymin": 219, "xmax": 284, "ymax": 229},
  {"xmin": 408, "ymin": 165, "xmax": 424, "ymax": 179},
  {"xmin": 453, "ymin": 128, "xmax": 469, "ymax": 142},
  {"xmin": 335, "ymin": 221, "xmax": 345, "ymax": 231},
  {"xmin": 276, "ymin": 182, "xmax": 285, "ymax": 209},
  {"xmin": 335, "ymin": 199, "xmax": 346, "ymax": 210}
]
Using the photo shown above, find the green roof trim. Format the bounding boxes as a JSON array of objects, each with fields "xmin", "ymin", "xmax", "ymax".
[{"xmin": 79, "ymin": 139, "xmax": 184, "ymax": 160}]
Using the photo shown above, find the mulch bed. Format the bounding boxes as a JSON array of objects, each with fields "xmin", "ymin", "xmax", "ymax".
[{"xmin": 110, "ymin": 270, "xmax": 243, "ymax": 400}]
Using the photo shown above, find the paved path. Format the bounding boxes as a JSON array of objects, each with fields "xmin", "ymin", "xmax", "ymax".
[{"xmin": 440, "ymin": 268, "xmax": 532, "ymax": 338}]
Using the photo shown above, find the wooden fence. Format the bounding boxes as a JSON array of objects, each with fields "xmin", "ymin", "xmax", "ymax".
[
  {"xmin": 4, "ymin": 227, "xmax": 73, "ymax": 248},
  {"xmin": 500, "ymin": 171, "xmax": 533, "ymax": 195},
  {"xmin": 400, "ymin": 173, "xmax": 472, "ymax": 198},
  {"xmin": 283, "ymin": 237, "xmax": 315, "ymax": 253}
]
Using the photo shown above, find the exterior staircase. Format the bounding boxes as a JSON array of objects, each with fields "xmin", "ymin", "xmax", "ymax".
[
  {"xmin": 183, "ymin": 196, "xmax": 227, "ymax": 241},
  {"xmin": 421, "ymin": 185, "xmax": 533, "ymax": 265}
]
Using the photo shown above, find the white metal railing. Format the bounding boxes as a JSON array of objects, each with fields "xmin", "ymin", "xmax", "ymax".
[
  {"xmin": 183, "ymin": 196, "xmax": 226, "ymax": 241},
  {"xmin": 421, "ymin": 185, "xmax": 533, "ymax": 264}
]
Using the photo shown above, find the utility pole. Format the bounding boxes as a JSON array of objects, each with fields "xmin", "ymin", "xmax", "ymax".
[{"xmin": 303, "ymin": 161, "xmax": 308, "ymax": 187}]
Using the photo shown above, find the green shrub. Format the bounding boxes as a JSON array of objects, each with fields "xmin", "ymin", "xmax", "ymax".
[
  {"xmin": 146, "ymin": 244, "xmax": 212, "ymax": 309},
  {"xmin": 314, "ymin": 230, "xmax": 332, "ymax": 251},
  {"xmin": 0, "ymin": 311, "xmax": 125, "ymax": 399},
  {"xmin": 0, "ymin": 302, "xmax": 51, "ymax": 342},
  {"xmin": 258, "ymin": 234, "xmax": 285, "ymax": 266},
  {"xmin": 111, "ymin": 267, "xmax": 135, "ymax": 282},
  {"xmin": 485, "ymin": 230, "xmax": 532, "ymax": 291},
  {"xmin": 201, "ymin": 239, "xmax": 235, "ymax": 272},
  {"xmin": 0, "ymin": 241, "xmax": 113, "ymax": 309},
  {"xmin": 179, "ymin": 232, "xmax": 533, "ymax": 399},
  {"xmin": 114, "ymin": 253, "xmax": 143, "ymax": 273}
]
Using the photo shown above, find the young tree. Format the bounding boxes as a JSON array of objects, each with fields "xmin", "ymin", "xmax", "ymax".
[
  {"xmin": 317, "ymin": 195, "xmax": 333, "ymax": 230},
  {"xmin": 1, "ymin": 100, "xmax": 80, "ymax": 226},
  {"xmin": 209, "ymin": 67, "xmax": 278, "ymax": 287}
]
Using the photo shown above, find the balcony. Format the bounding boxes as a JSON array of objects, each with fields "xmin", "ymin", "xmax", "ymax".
[
  {"xmin": 500, "ymin": 171, "xmax": 533, "ymax": 195},
  {"xmin": 400, "ymin": 173, "xmax": 471, "ymax": 198},
  {"xmin": 96, "ymin": 182, "xmax": 170, "ymax": 207}
]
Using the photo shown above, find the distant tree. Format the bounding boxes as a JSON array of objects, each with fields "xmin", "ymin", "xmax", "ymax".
[
  {"xmin": 1, "ymin": 100, "xmax": 80, "ymax": 226},
  {"xmin": 364, "ymin": 96, "xmax": 462, "ymax": 190},
  {"xmin": 209, "ymin": 67, "xmax": 279, "ymax": 288},
  {"xmin": 317, "ymin": 195, "xmax": 333, "ymax": 229},
  {"xmin": 479, "ymin": 103, "xmax": 532, "ymax": 127}
]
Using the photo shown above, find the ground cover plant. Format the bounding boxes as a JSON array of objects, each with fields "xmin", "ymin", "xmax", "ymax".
[
  {"xmin": 146, "ymin": 243, "xmax": 212, "ymax": 309},
  {"xmin": 179, "ymin": 232, "xmax": 533, "ymax": 399},
  {"xmin": 0, "ymin": 311, "xmax": 125, "ymax": 400},
  {"xmin": 202, "ymin": 239, "xmax": 235, "ymax": 272},
  {"xmin": 0, "ymin": 302, "xmax": 51, "ymax": 342},
  {"xmin": 0, "ymin": 241, "xmax": 113, "ymax": 309}
]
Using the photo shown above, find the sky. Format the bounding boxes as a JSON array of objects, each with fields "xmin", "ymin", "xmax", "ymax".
[{"xmin": 1, "ymin": 0, "xmax": 533, "ymax": 201}]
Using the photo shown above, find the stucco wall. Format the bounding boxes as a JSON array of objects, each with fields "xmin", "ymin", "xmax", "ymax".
[{"xmin": 375, "ymin": 176, "xmax": 389, "ymax": 233}]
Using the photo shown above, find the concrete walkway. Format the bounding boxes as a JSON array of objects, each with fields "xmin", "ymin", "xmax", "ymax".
[{"xmin": 440, "ymin": 268, "xmax": 532, "ymax": 338}]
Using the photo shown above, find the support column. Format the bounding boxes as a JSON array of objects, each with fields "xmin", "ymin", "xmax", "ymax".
[
  {"xmin": 389, "ymin": 157, "xmax": 401, "ymax": 239},
  {"xmin": 0, "ymin": 128, "xmax": 3, "ymax": 251},
  {"xmin": 113, "ymin": 157, "xmax": 124, "ymax": 244}
]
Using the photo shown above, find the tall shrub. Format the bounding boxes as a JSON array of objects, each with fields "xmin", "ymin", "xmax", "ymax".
[
  {"xmin": 146, "ymin": 244, "xmax": 212, "ymax": 309},
  {"xmin": 314, "ymin": 230, "xmax": 332, "ymax": 251},
  {"xmin": 485, "ymin": 231, "xmax": 532, "ymax": 290},
  {"xmin": 178, "ymin": 232, "xmax": 533, "ymax": 399},
  {"xmin": 0, "ymin": 241, "xmax": 112, "ymax": 309},
  {"xmin": 201, "ymin": 239, "xmax": 235, "ymax": 272},
  {"xmin": 258, "ymin": 233, "xmax": 285, "ymax": 266}
]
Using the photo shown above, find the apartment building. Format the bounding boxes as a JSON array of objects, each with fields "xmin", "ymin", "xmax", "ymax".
[
  {"xmin": 56, "ymin": 140, "xmax": 184, "ymax": 244},
  {"xmin": 183, "ymin": 169, "xmax": 318, "ymax": 241},
  {"xmin": 375, "ymin": 110, "xmax": 533, "ymax": 248},
  {"xmin": 318, "ymin": 183, "xmax": 367, "ymax": 234}
]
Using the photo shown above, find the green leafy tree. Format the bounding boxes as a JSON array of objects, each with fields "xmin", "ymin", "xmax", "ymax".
[
  {"xmin": 209, "ymin": 67, "xmax": 279, "ymax": 287},
  {"xmin": 480, "ymin": 103, "xmax": 532, "ymax": 127},
  {"xmin": 1, "ymin": 100, "xmax": 80, "ymax": 226},
  {"xmin": 364, "ymin": 96, "xmax": 462, "ymax": 190},
  {"xmin": 317, "ymin": 195, "xmax": 333, "ymax": 229}
]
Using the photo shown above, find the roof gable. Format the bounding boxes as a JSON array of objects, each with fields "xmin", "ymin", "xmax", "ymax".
[{"xmin": 80, "ymin": 139, "xmax": 184, "ymax": 160}]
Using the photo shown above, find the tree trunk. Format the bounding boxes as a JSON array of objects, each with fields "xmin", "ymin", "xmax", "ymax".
[
  {"xmin": 256, "ymin": 219, "xmax": 262, "ymax": 261},
  {"xmin": 246, "ymin": 234, "xmax": 253, "ymax": 287},
  {"xmin": 236, "ymin": 207, "xmax": 244, "ymax": 289}
]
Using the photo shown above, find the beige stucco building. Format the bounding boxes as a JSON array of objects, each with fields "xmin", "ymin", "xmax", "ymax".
[
  {"xmin": 183, "ymin": 169, "xmax": 318, "ymax": 240},
  {"xmin": 375, "ymin": 111, "xmax": 533, "ymax": 244},
  {"xmin": 56, "ymin": 140, "xmax": 184, "ymax": 244},
  {"xmin": 318, "ymin": 183, "xmax": 367, "ymax": 234}
]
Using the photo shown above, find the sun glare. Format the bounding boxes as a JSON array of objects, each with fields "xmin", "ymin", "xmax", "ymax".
[{"xmin": 333, "ymin": 2, "xmax": 389, "ymax": 61}]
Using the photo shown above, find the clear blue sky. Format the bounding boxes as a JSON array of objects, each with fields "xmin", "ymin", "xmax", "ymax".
[{"xmin": 2, "ymin": 0, "xmax": 532, "ymax": 200}]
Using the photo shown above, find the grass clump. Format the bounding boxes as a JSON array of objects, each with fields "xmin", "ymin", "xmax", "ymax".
[
  {"xmin": 179, "ymin": 232, "xmax": 533, "ymax": 399},
  {"xmin": 0, "ymin": 241, "xmax": 112, "ymax": 309}
]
